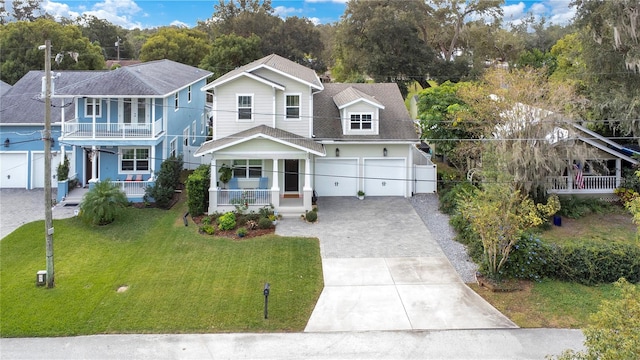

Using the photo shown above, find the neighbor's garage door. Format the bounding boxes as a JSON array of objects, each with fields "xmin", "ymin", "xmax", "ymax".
[
  {"xmin": 314, "ymin": 158, "xmax": 358, "ymax": 196},
  {"xmin": 32, "ymin": 152, "xmax": 61, "ymax": 188},
  {"xmin": 364, "ymin": 158, "xmax": 405, "ymax": 196},
  {"xmin": 0, "ymin": 152, "xmax": 28, "ymax": 188}
]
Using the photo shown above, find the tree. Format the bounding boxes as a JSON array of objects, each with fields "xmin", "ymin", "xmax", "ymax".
[
  {"xmin": 10, "ymin": 0, "xmax": 45, "ymax": 21},
  {"xmin": 458, "ymin": 164, "xmax": 560, "ymax": 279},
  {"xmin": 76, "ymin": 15, "xmax": 134, "ymax": 61},
  {"xmin": 268, "ymin": 17, "xmax": 325, "ymax": 71},
  {"xmin": 555, "ymin": 278, "xmax": 640, "ymax": 360},
  {"xmin": 144, "ymin": 155, "xmax": 183, "ymax": 209},
  {"xmin": 456, "ymin": 67, "xmax": 595, "ymax": 193},
  {"xmin": 139, "ymin": 27, "xmax": 211, "ymax": 67},
  {"xmin": 335, "ymin": 0, "xmax": 435, "ymax": 94},
  {"xmin": 79, "ymin": 180, "xmax": 129, "ymax": 225},
  {"xmin": 0, "ymin": 18, "xmax": 105, "ymax": 84},
  {"xmin": 200, "ymin": 33, "xmax": 262, "ymax": 78}
]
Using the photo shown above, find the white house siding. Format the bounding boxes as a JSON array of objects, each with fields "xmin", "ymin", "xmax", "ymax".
[{"xmin": 214, "ymin": 78, "xmax": 278, "ymax": 139}]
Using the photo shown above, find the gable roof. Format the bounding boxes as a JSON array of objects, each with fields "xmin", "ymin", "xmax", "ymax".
[
  {"xmin": 332, "ymin": 87, "xmax": 384, "ymax": 110},
  {"xmin": 194, "ymin": 124, "xmax": 326, "ymax": 156},
  {"xmin": 0, "ymin": 71, "xmax": 97, "ymax": 125},
  {"xmin": 54, "ymin": 59, "xmax": 212, "ymax": 97},
  {"xmin": 314, "ymin": 83, "xmax": 418, "ymax": 141},
  {"xmin": 572, "ymin": 123, "xmax": 639, "ymax": 165},
  {"xmin": 203, "ymin": 54, "xmax": 323, "ymax": 91},
  {"xmin": 0, "ymin": 80, "xmax": 11, "ymax": 96}
]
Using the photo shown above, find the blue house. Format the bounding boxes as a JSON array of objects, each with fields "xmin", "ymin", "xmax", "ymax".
[{"xmin": 1, "ymin": 60, "xmax": 212, "ymax": 202}]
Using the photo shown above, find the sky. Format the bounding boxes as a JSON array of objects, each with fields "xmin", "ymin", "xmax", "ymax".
[{"xmin": 19, "ymin": 0, "xmax": 576, "ymax": 30}]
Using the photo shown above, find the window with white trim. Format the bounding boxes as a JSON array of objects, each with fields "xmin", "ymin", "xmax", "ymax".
[
  {"xmin": 84, "ymin": 98, "xmax": 101, "ymax": 117},
  {"xmin": 285, "ymin": 94, "xmax": 300, "ymax": 119},
  {"xmin": 350, "ymin": 113, "xmax": 373, "ymax": 130},
  {"xmin": 120, "ymin": 147, "xmax": 149, "ymax": 172},
  {"xmin": 183, "ymin": 127, "xmax": 189, "ymax": 146},
  {"xmin": 237, "ymin": 95, "xmax": 252, "ymax": 121},
  {"xmin": 191, "ymin": 120, "xmax": 196, "ymax": 143},
  {"xmin": 170, "ymin": 138, "xmax": 177, "ymax": 158},
  {"xmin": 188, "ymin": 85, "xmax": 192, "ymax": 103},
  {"xmin": 232, "ymin": 159, "xmax": 262, "ymax": 179},
  {"xmin": 174, "ymin": 92, "xmax": 179, "ymax": 111}
]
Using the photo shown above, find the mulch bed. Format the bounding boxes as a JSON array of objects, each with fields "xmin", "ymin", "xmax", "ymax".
[{"xmin": 191, "ymin": 214, "xmax": 276, "ymax": 240}]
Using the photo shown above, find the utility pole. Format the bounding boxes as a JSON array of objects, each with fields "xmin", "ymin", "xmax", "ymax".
[
  {"xmin": 115, "ymin": 36, "xmax": 121, "ymax": 62},
  {"xmin": 43, "ymin": 39, "xmax": 55, "ymax": 288}
]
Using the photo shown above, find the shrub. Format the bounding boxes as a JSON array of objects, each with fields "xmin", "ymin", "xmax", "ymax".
[
  {"xmin": 304, "ymin": 210, "xmax": 318, "ymax": 222},
  {"xmin": 500, "ymin": 234, "xmax": 556, "ymax": 281},
  {"xmin": 246, "ymin": 220, "xmax": 258, "ymax": 230},
  {"xmin": 449, "ymin": 211, "xmax": 484, "ymax": 263},
  {"xmin": 186, "ymin": 164, "xmax": 210, "ymax": 217},
  {"xmin": 79, "ymin": 180, "xmax": 128, "ymax": 225},
  {"xmin": 145, "ymin": 155, "xmax": 184, "ymax": 209},
  {"xmin": 217, "ymin": 212, "xmax": 236, "ymax": 231},
  {"xmin": 236, "ymin": 227, "xmax": 248, "ymax": 237},
  {"xmin": 614, "ymin": 187, "xmax": 639, "ymax": 206},
  {"xmin": 56, "ymin": 155, "xmax": 70, "ymax": 181},
  {"xmin": 439, "ymin": 181, "xmax": 476, "ymax": 215},
  {"xmin": 201, "ymin": 216, "xmax": 211, "ymax": 225},
  {"xmin": 258, "ymin": 217, "xmax": 272, "ymax": 229},
  {"xmin": 558, "ymin": 196, "xmax": 611, "ymax": 219},
  {"xmin": 200, "ymin": 224, "xmax": 215, "ymax": 235}
]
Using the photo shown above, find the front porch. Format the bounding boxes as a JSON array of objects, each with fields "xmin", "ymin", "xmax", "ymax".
[{"xmin": 213, "ymin": 188, "xmax": 307, "ymax": 216}]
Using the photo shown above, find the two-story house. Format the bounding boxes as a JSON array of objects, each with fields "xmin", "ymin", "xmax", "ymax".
[
  {"xmin": 1, "ymin": 60, "xmax": 212, "ymax": 200},
  {"xmin": 51, "ymin": 60, "xmax": 212, "ymax": 201},
  {"xmin": 194, "ymin": 54, "xmax": 434, "ymax": 215}
]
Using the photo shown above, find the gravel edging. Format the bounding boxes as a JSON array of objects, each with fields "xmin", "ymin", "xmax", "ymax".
[{"xmin": 411, "ymin": 194, "xmax": 478, "ymax": 283}]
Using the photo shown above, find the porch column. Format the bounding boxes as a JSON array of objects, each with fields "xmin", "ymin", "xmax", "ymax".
[
  {"xmin": 271, "ymin": 158, "xmax": 280, "ymax": 208},
  {"xmin": 209, "ymin": 157, "xmax": 218, "ymax": 214},
  {"xmin": 91, "ymin": 98, "xmax": 96, "ymax": 139},
  {"xmin": 92, "ymin": 146, "xmax": 97, "ymax": 181},
  {"xmin": 616, "ymin": 159, "xmax": 622, "ymax": 188},
  {"xmin": 303, "ymin": 153, "xmax": 312, "ymax": 211},
  {"xmin": 150, "ymin": 145, "xmax": 156, "ymax": 180},
  {"xmin": 568, "ymin": 160, "xmax": 574, "ymax": 189}
]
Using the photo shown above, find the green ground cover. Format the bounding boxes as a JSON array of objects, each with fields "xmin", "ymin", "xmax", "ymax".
[{"xmin": 0, "ymin": 203, "xmax": 322, "ymax": 337}]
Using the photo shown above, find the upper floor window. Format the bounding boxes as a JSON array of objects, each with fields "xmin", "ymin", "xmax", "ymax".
[
  {"xmin": 237, "ymin": 95, "xmax": 252, "ymax": 121},
  {"xmin": 174, "ymin": 93, "xmax": 179, "ymax": 111},
  {"xmin": 350, "ymin": 113, "xmax": 373, "ymax": 130},
  {"xmin": 84, "ymin": 98, "xmax": 101, "ymax": 117},
  {"xmin": 170, "ymin": 138, "xmax": 177, "ymax": 158},
  {"xmin": 191, "ymin": 120, "xmax": 196, "ymax": 143},
  {"xmin": 120, "ymin": 147, "xmax": 149, "ymax": 172},
  {"xmin": 183, "ymin": 127, "xmax": 189, "ymax": 146},
  {"xmin": 232, "ymin": 159, "xmax": 262, "ymax": 179},
  {"xmin": 286, "ymin": 94, "xmax": 300, "ymax": 119},
  {"xmin": 188, "ymin": 85, "xmax": 192, "ymax": 103}
]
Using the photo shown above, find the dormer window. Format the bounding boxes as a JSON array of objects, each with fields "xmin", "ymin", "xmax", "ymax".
[{"xmin": 350, "ymin": 113, "xmax": 372, "ymax": 130}]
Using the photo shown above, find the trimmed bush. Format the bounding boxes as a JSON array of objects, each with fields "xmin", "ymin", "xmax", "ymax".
[
  {"xmin": 145, "ymin": 155, "xmax": 184, "ymax": 209},
  {"xmin": 200, "ymin": 224, "xmax": 215, "ymax": 235},
  {"xmin": 304, "ymin": 210, "xmax": 318, "ymax": 222},
  {"xmin": 186, "ymin": 164, "xmax": 210, "ymax": 217},
  {"xmin": 500, "ymin": 234, "xmax": 556, "ymax": 281},
  {"xmin": 217, "ymin": 212, "xmax": 236, "ymax": 231},
  {"xmin": 258, "ymin": 217, "xmax": 272, "ymax": 229}
]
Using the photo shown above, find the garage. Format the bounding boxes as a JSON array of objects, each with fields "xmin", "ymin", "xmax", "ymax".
[
  {"xmin": 32, "ymin": 152, "xmax": 61, "ymax": 188},
  {"xmin": 364, "ymin": 158, "xmax": 406, "ymax": 196},
  {"xmin": 0, "ymin": 152, "xmax": 29, "ymax": 188},
  {"xmin": 314, "ymin": 158, "xmax": 358, "ymax": 197}
]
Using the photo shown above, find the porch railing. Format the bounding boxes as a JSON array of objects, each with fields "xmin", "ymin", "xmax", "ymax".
[
  {"xmin": 62, "ymin": 118, "xmax": 163, "ymax": 139},
  {"xmin": 111, "ymin": 180, "xmax": 151, "ymax": 197},
  {"xmin": 217, "ymin": 189, "xmax": 270, "ymax": 206},
  {"xmin": 546, "ymin": 176, "xmax": 618, "ymax": 193}
]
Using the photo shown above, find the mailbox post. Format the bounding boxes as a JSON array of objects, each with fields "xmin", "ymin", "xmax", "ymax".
[{"xmin": 263, "ymin": 283, "xmax": 270, "ymax": 319}]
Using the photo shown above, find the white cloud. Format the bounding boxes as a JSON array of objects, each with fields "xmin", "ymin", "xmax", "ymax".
[
  {"xmin": 305, "ymin": 0, "xmax": 348, "ymax": 3},
  {"xmin": 42, "ymin": 1, "xmax": 79, "ymax": 21},
  {"xmin": 169, "ymin": 20, "xmax": 189, "ymax": 28},
  {"xmin": 502, "ymin": 2, "xmax": 527, "ymax": 22},
  {"xmin": 273, "ymin": 5, "xmax": 302, "ymax": 17},
  {"xmin": 44, "ymin": 0, "xmax": 145, "ymax": 29},
  {"xmin": 530, "ymin": 3, "xmax": 547, "ymax": 15},
  {"xmin": 547, "ymin": 0, "xmax": 575, "ymax": 25},
  {"xmin": 308, "ymin": 17, "xmax": 321, "ymax": 25}
]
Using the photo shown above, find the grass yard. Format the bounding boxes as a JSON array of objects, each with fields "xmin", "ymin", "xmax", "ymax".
[
  {"xmin": 471, "ymin": 208, "xmax": 639, "ymax": 328},
  {"xmin": 0, "ymin": 202, "xmax": 323, "ymax": 337}
]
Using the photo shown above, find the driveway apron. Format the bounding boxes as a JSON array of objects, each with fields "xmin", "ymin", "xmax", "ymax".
[{"xmin": 276, "ymin": 197, "xmax": 516, "ymax": 332}]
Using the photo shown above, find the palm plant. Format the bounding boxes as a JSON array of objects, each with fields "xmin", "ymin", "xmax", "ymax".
[{"xmin": 79, "ymin": 180, "xmax": 129, "ymax": 225}]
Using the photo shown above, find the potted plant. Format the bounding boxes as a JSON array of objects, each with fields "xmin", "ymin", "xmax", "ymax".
[
  {"xmin": 268, "ymin": 214, "xmax": 277, "ymax": 225},
  {"xmin": 218, "ymin": 163, "xmax": 232, "ymax": 188},
  {"xmin": 357, "ymin": 190, "xmax": 365, "ymax": 200}
]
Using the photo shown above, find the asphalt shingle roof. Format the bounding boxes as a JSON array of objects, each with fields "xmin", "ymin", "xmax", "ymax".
[
  {"xmin": 0, "ymin": 71, "xmax": 102, "ymax": 125},
  {"xmin": 0, "ymin": 80, "xmax": 11, "ymax": 96},
  {"xmin": 195, "ymin": 124, "xmax": 325, "ymax": 156},
  {"xmin": 332, "ymin": 87, "xmax": 384, "ymax": 109},
  {"xmin": 314, "ymin": 83, "xmax": 419, "ymax": 141},
  {"xmin": 210, "ymin": 54, "xmax": 323, "ymax": 90},
  {"xmin": 55, "ymin": 59, "xmax": 212, "ymax": 96}
]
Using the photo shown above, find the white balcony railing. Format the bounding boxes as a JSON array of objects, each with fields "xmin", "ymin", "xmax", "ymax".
[
  {"xmin": 217, "ymin": 189, "xmax": 271, "ymax": 206},
  {"xmin": 62, "ymin": 118, "xmax": 163, "ymax": 139},
  {"xmin": 546, "ymin": 175, "xmax": 619, "ymax": 194}
]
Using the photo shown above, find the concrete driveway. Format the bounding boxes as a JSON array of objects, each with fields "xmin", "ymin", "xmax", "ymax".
[
  {"xmin": 0, "ymin": 189, "xmax": 78, "ymax": 240},
  {"xmin": 276, "ymin": 197, "xmax": 517, "ymax": 332}
]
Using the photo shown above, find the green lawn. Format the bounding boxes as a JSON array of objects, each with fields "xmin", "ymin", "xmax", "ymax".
[{"xmin": 0, "ymin": 203, "xmax": 323, "ymax": 337}]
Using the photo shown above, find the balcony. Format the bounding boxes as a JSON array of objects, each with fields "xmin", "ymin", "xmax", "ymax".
[{"xmin": 62, "ymin": 118, "xmax": 164, "ymax": 139}]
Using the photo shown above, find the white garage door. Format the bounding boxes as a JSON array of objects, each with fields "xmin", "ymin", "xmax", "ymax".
[
  {"xmin": 314, "ymin": 158, "xmax": 358, "ymax": 197},
  {"xmin": 0, "ymin": 152, "xmax": 28, "ymax": 188},
  {"xmin": 32, "ymin": 152, "xmax": 61, "ymax": 188},
  {"xmin": 364, "ymin": 158, "xmax": 406, "ymax": 196}
]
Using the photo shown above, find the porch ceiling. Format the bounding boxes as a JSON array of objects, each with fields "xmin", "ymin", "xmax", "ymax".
[{"xmin": 194, "ymin": 125, "xmax": 325, "ymax": 157}]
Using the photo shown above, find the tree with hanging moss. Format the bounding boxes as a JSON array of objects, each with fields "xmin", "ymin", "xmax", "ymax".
[{"xmin": 79, "ymin": 180, "xmax": 128, "ymax": 225}]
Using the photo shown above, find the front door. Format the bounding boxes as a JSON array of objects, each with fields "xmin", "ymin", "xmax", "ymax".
[{"xmin": 284, "ymin": 159, "xmax": 299, "ymax": 192}]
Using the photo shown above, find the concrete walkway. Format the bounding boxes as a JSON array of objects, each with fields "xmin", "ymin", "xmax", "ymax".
[{"xmin": 276, "ymin": 197, "xmax": 517, "ymax": 332}]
